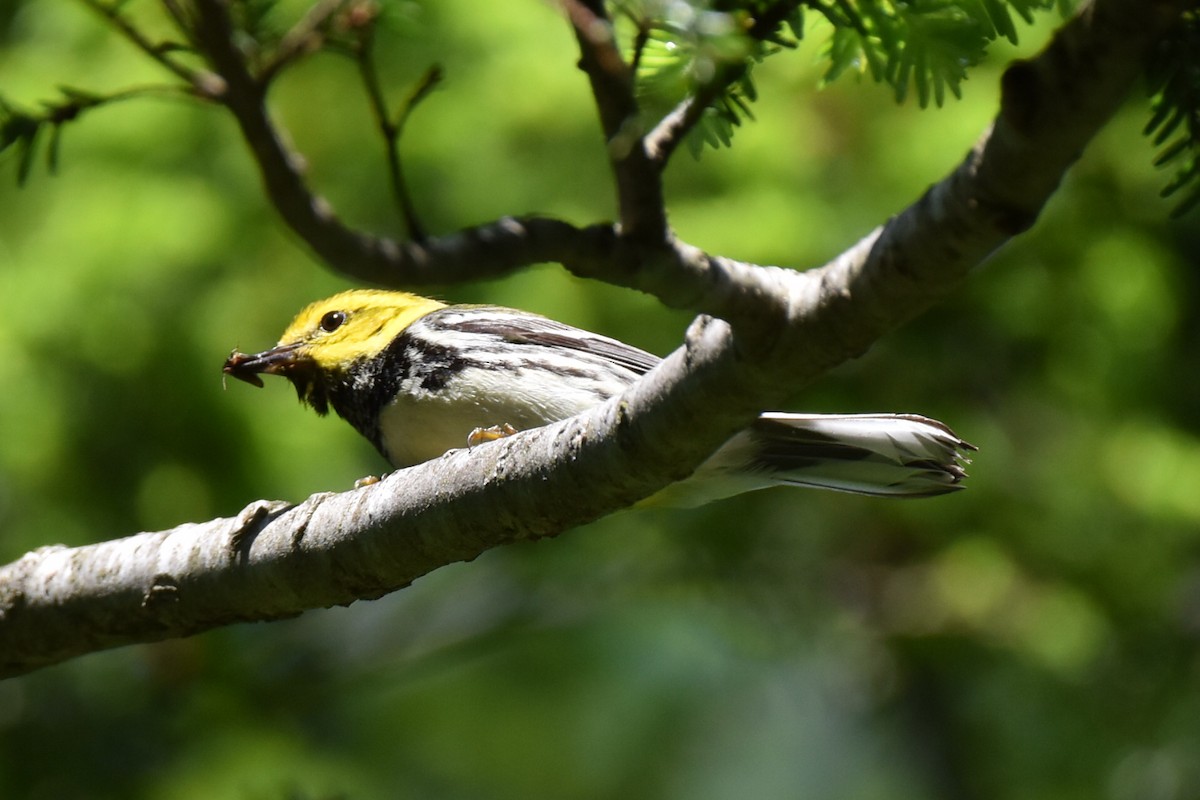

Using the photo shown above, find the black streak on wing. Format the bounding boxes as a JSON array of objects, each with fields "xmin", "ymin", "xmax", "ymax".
[{"xmin": 450, "ymin": 311, "xmax": 661, "ymax": 376}]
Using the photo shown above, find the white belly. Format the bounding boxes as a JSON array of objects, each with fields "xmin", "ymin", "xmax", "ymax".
[{"xmin": 376, "ymin": 366, "xmax": 622, "ymax": 467}]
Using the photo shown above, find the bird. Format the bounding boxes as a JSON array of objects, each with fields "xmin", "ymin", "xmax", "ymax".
[{"xmin": 223, "ymin": 289, "xmax": 974, "ymax": 506}]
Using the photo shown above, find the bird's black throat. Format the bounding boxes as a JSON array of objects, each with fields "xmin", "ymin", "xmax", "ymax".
[{"xmin": 311, "ymin": 331, "xmax": 469, "ymax": 460}]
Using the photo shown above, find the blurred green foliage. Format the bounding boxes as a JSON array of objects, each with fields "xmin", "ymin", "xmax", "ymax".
[{"xmin": 1, "ymin": 1, "xmax": 1198, "ymax": 799}]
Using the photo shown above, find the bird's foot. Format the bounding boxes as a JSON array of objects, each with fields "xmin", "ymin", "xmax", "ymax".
[{"xmin": 467, "ymin": 423, "xmax": 519, "ymax": 448}]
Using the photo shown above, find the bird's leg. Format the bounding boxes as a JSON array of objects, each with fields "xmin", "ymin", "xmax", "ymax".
[{"xmin": 467, "ymin": 423, "xmax": 519, "ymax": 448}]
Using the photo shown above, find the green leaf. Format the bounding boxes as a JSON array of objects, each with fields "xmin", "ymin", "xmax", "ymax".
[
  {"xmin": 1144, "ymin": 9, "xmax": 1200, "ymax": 216},
  {"xmin": 1143, "ymin": 99, "xmax": 1177, "ymax": 139},
  {"xmin": 785, "ymin": 6, "xmax": 805, "ymax": 39},
  {"xmin": 980, "ymin": 0, "xmax": 1018, "ymax": 43},
  {"xmin": 1153, "ymin": 137, "xmax": 1190, "ymax": 169},
  {"xmin": 818, "ymin": 0, "xmax": 1060, "ymax": 108},
  {"xmin": 16, "ymin": 122, "xmax": 41, "ymax": 186},
  {"xmin": 1159, "ymin": 162, "xmax": 1197, "ymax": 197},
  {"xmin": 46, "ymin": 124, "xmax": 62, "ymax": 175},
  {"xmin": 1169, "ymin": 185, "xmax": 1200, "ymax": 218}
]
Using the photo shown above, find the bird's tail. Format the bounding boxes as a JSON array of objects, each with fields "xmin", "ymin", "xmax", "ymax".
[{"xmin": 652, "ymin": 413, "xmax": 976, "ymax": 507}]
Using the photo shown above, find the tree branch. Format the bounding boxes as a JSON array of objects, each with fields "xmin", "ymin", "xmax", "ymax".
[
  {"xmin": 186, "ymin": 0, "xmax": 613, "ymax": 286},
  {"xmin": 564, "ymin": 0, "xmax": 668, "ymax": 241},
  {"xmin": 182, "ymin": 0, "xmax": 1182, "ymax": 334},
  {"xmin": 2, "ymin": 0, "xmax": 1187, "ymax": 676}
]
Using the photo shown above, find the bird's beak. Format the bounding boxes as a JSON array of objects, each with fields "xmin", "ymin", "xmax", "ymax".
[{"xmin": 223, "ymin": 342, "xmax": 307, "ymax": 388}]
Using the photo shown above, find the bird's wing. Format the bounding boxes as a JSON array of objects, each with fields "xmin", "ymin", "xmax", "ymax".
[{"xmin": 437, "ymin": 306, "xmax": 662, "ymax": 376}]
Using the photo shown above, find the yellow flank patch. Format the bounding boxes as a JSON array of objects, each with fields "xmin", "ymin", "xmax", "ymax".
[{"xmin": 279, "ymin": 289, "xmax": 447, "ymax": 371}]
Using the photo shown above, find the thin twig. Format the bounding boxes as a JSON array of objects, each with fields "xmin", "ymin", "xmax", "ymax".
[
  {"xmin": 40, "ymin": 82, "xmax": 200, "ymax": 123},
  {"xmin": 79, "ymin": 0, "xmax": 218, "ymax": 96},
  {"xmin": 355, "ymin": 24, "xmax": 434, "ymax": 242},
  {"xmin": 644, "ymin": 71, "xmax": 734, "ymax": 166},
  {"xmin": 392, "ymin": 65, "xmax": 444, "ymax": 237},
  {"xmin": 258, "ymin": 0, "xmax": 351, "ymax": 86},
  {"xmin": 610, "ymin": 1, "xmax": 651, "ymax": 74}
]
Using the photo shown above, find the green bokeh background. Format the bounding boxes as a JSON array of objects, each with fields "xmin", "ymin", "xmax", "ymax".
[{"xmin": 2, "ymin": 2, "xmax": 1198, "ymax": 799}]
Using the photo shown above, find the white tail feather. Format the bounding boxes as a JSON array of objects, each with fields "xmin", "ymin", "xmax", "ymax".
[{"xmin": 650, "ymin": 413, "xmax": 975, "ymax": 507}]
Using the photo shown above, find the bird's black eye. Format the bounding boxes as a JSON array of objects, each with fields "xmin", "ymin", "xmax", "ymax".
[{"xmin": 319, "ymin": 311, "xmax": 347, "ymax": 333}]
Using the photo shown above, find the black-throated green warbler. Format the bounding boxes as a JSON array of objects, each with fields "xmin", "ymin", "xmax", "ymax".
[{"xmin": 223, "ymin": 289, "xmax": 974, "ymax": 505}]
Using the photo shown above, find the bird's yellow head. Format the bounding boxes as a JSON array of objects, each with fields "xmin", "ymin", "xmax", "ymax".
[{"xmin": 224, "ymin": 289, "xmax": 446, "ymax": 413}]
